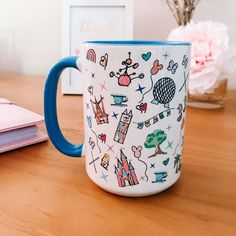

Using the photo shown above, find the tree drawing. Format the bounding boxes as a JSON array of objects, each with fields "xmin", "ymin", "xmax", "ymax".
[
  {"xmin": 174, "ymin": 154, "xmax": 181, "ymax": 173},
  {"xmin": 144, "ymin": 130, "xmax": 167, "ymax": 158}
]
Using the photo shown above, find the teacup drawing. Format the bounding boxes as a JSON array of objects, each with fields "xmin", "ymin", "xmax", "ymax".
[
  {"xmin": 152, "ymin": 171, "xmax": 168, "ymax": 183},
  {"xmin": 111, "ymin": 94, "xmax": 128, "ymax": 107}
]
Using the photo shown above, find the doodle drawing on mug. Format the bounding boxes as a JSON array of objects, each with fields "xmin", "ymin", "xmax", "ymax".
[
  {"xmin": 101, "ymin": 172, "xmax": 109, "ymax": 182},
  {"xmin": 151, "ymin": 77, "xmax": 176, "ymax": 109},
  {"xmin": 152, "ymin": 171, "xmax": 168, "ymax": 183},
  {"xmin": 132, "ymin": 146, "xmax": 148, "ymax": 181},
  {"xmin": 107, "ymin": 144, "xmax": 114, "ymax": 153},
  {"xmin": 144, "ymin": 130, "xmax": 167, "ymax": 158},
  {"xmin": 111, "ymin": 94, "xmax": 128, "ymax": 107},
  {"xmin": 151, "ymin": 60, "xmax": 163, "ymax": 75},
  {"xmin": 99, "ymin": 82, "xmax": 107, "ymax": 92},
  {"xmin": 166, "ymin": 140, "xmax": 173, "ymax": 150},
  {"xmin": 86, "ymin": 115, "xmax": 92, "ymax": 128},
  {"xmin": 114, "ymin": 150, "xmax": 139, "ymax": 187},
  {"xmin": 179, "ymin": 71, "xmax": 189, "ymax": 92},
  {"xmin": 163, "ymin": 52, "xmax": 169, "ymax": 60},
  {"xmin": 88, "ymin": 137, "xmax": 95, "ymax": 150},
  {"xmin": 163, "ymin": 158, "xmax": 170, "ymax": 166},
  {"xmin": 136, "ymin": 102, "xmax": 147, "ymax": 113},
  {"xmin": 87, "ymin": 116, "xmax": 101, "ymax": 154},
  {"xmin": 133, "ymin": 108, "xmax": 173, "ymax": 130},
  {"xmin": 177, "ymin": 103, "xmax": 183, "ymax": 122},
  {"xmin": 132, "ymin": 145, "xmax": 142, "ymax": 158},
  {"xmin": 182, "ymin": 54, "xmax": 188, "ymax": 69},
  {"xmin": 174, "ymin": 154, "xmax": 182, "ymax": 173},
  {"xmin": 86, "ymin": 49, "xmax": 96, "ymax": 63},
  {"xmin": 101, "ymin": 153, "xmax": 110, "ymax": 170},
  {"xmin": 98, "ymin": 133, "xmax": 106, "ymax": 143},
  {"xmin": 166, "ymin": 124, "xmax": 172, "ymax": 132},
  {"xmin": 90, "ymin": 96, "xmax": 109, "ymax": 125},
  {"xmin": 135, "ymin": 84, "xmax": 146, "ymax": 94},
  {"xmin": 89, "ymin": 151, "xmax": 99, "ymax": 173},
  {"xmin": 99, "ymin": 53, "xmax": 108, "ymax": 70},
  {"xmin": 109, "ymin": 52, "xmax": 144, "ymax": 87},
  {"xmin": 112, "ymin": 111, "xmax": 119, "ymax": 119},
  {"xmin": 87, "ymin": 85, "xmax": 93, "ymax": 96},
  {"xmin": 150, "ymin": 163, "xmax": 155, "ymax": 169},
  {"xmin": 91, "ymin": 73, "xmax": 95, "ymax": 79},
  {"xmin": 139, "ymin": 59, "xmax": 163, "ymax": 104},
  {"xmin": 114, "ymin": 109, "xmax": 133, "ymax": 144},
  {"xmin": 167, "ymin": 60, "xmax": 178, "ymax": 74},
  {"xmin": 142, "ymin": 51, "xmax": 151, "ymax": 61}
]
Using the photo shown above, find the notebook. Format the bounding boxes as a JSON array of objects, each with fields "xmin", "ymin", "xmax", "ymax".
[{"xmin": 0, "ymin": 98, "xmax": 48, "ymax": 153}]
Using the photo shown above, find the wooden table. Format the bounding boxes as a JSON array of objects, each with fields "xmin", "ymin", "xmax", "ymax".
[{"xmin": 0, "ymin": 73, "xmax": 236, "ymax": 236}]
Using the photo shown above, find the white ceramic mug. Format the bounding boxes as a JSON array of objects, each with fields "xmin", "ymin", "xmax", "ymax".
[{"xmin": 44, "ymin": 40, "xmax": 191, "ymax": 197}]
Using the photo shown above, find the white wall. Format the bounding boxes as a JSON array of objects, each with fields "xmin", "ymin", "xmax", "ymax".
[
  {"xmin": 0, "ymin": 0, "xmax": 236, "ymax": 88},
  {"xmin": 0, "ymin": 0, "xmax": 62, "ymax": 75},
  {"xmin": 134, "ymin": 0, "xmax": 236, "ymax": 42}
]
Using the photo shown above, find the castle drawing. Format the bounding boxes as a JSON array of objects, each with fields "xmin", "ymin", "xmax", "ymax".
[
  {"xmin": 90, "ymin": 96, "xmax": 109, "ymax": 125},
  {"xmin": 114, "ymin": 150, "xmax": 139, "ymax": 187},
  {"xmin": 114, "ymin": 109, "xmax": 133, "ymax": 144}
]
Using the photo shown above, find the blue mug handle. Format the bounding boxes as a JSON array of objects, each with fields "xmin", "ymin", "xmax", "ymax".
[{"xmin": 44, "ymin": 56, "xmax": 83, "ymax": 157}]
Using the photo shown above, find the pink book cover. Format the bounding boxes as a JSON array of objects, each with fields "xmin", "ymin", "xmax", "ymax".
[
  {"xmin": 0, "ymin": 98, "xmax": 48, "ymax": 153},
  {"xmin": 0, "ymin": 98, "xmax": 44, "ymax": 132}
]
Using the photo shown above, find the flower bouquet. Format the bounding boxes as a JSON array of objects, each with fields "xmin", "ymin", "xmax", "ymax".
[{"xmin": 166, "ymin": 1, "xmax": 236, "ymax": 108}]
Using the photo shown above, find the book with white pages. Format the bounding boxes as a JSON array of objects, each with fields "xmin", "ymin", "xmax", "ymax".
[{"xmin": 0, "ymin": 98, "xmax": 47, "ymax": 153}]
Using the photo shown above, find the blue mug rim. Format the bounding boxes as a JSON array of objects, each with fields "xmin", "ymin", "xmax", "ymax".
[{"xmin": 85, "ymin": 40, "xmax": 191, "ymax": 46}]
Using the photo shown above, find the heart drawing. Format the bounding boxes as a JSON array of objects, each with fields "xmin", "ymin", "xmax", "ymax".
[
  {"xmin": 163, "ymin": 158, "xmax": 170, "ymax": 166},
  {"xmin": 98, "ymin": 133, "xmax": 106, "ymax": 143},
  {"xmin": 136, "ymin": 103, "xmax": 147, "ymax": 113},
  {"xmin": 99, "ymin": 53, "xmax": 108, "ymax": 70},
  {"xmin": 142, "ymin": 52, "xmax": 152, "ymax": 61}
]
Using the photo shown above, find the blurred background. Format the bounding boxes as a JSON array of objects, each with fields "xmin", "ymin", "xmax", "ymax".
[{"xmin": 0, "ymin": 0, "xmax": 235, "ymax": 88}]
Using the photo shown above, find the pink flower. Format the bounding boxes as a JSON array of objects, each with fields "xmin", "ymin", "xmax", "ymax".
[{"xmin": 168, "ymin": 21, "xmax": 229, "ymax": 94}]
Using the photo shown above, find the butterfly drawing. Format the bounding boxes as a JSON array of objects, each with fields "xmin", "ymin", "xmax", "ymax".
[
  {"xmin": 182, "ymin": 55, "xmax": 188, "ymax": 69},
  {"xmin": 167, "ymin": 60, "xmax": 178, "ymax": 74}
]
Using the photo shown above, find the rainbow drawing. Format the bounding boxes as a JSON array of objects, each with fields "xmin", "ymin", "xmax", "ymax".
[{"xmin": 86, "ymin": 49, "xmax": 96, "ymax": 63}]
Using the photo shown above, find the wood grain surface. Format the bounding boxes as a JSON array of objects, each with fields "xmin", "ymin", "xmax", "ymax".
[{"xmin": 0, "ymin": 73, "xmax": 236, "ymax": 236}]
